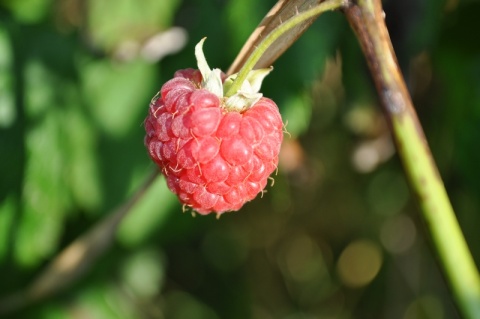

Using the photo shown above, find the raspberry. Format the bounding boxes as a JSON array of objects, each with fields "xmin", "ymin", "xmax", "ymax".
[{"xmin": 144, "ymin": 39, "xmax": 283, "ymax": 216}]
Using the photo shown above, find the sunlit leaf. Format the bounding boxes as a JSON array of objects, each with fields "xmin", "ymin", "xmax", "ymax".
[
  {"xmin": 76, "ymin": 284, "xmax": 138, "ymax": 319},
  {"xmin": 14, "ymin": 61, "xmax": 73, "ymax": 267},
  {"xmin": 225, "ymin": 0, "xmax": 267, "ymax": 56},
  {"xmin": 81, "ymin": 59, "xmax": 156, "ymax": 137},
  {"xmin": 87, "ymin": 0, "xmax": 181, "ymax": 51},
  {"xmin": 0, "ymin": 29, "xmax": 15, "ymax": 129},
  {"xmin": 15, "ymin": 113, "xmax": 70, "ymax": 267},
  {"xmin": 121, "ymin": 248, "xmax": 165, "ymax": 297},
  {"xmin": 281, "ymin": 92, "xmax": 312, "ymax": 137},
  {"xmin": 118, "ymin": 173, "xmax": 175, "ymax": 247},
  {"xmin": 2, "ymin": 0, "xmax": 53, "ymax": 23},
  {"xmin": 24, "ymin": 60, "xmax": 55, "ymax": 118},
  {"xmin": 61, "ymin": 90, "xmax": 103, "ymax": 212}
]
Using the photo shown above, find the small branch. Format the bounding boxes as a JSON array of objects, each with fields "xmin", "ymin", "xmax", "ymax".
[
  {"xmin": 225, "ymin": 0, "xmax": 346, "ymax": 95},
  {"xmin": 0, "ymin": 170, "xmax": 160, "ymax": 315},
  {"xmin": 343, "ymin": 1, "xmax": 480, "ymax": 318},
  {"xmin": 228, "ymin": 0, "xmax": 327, "ymax": 75}
]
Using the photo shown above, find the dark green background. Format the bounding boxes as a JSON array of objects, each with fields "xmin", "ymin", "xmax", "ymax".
[{"xmin": 0, "ymin": 0, "xmax": 479, "ymax": 318}]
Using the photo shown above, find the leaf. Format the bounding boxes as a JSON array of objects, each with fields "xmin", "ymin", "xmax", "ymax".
[
  {"xmin": 62, "ymin": 97, "xmax": 103, "ymax": 212},
  {"xmin": 87, "ymin": 0, "xmax": 181, "ymax": 51},
  {"xmin": 15, "ymin": 112, "xmax": 70, "ymax": 267},
  {"xmin": 81, "ymin": 59, "xmax": 156, "ymax": 137},
  {"xmin": 0, "ymin": 28, "xmax": 15, "ymax": 129},
  {"xmin": 117, "ymin": 173, "xmax": 175, "ymax": 247},
  {"xmin": 0, "ymin": 28, "xmax": 23, "ymax": 201},
  {"xmin": 120, "ymin": 248, "xmax": 166, "ymax": 298},
  {"xmin": 2, "ymin": 0, "xmax": 53, "ymax": 23},
  {"xmin": 281, "ymin": 93, "xmax": 312, "ymax": 137},
  {"xmin": 3, "ymin": 172, "xmax": 159, "ymax": 311},
  {"xmin": 0, "ymin": 195, "xmax": 16, "ymax": 261}
]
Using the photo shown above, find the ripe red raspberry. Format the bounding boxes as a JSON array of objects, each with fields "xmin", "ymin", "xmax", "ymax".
[{"xmin": 144, "ymin": 39, "xmax": 283, "ymax": 216}]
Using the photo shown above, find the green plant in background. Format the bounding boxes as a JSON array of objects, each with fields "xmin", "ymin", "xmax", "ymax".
[{"xmin": 1, "ymin": 0, "xmax": 480, "ymax": 318}]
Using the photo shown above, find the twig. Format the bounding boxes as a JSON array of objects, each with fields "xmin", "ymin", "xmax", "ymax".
[
  {"xmin": 343, "ymin": 1, "xmax": 480, "ymax": 318},
  {"xmin": 0, "ymin": 170, "xmax": 160, "ymax": 315},
  {"xmin": 228, "ymin": 0, "xmax": 326, "ymax": 75},
  {"xmin": 225, "ymin": 0, "xmax": 346, "ymax": 95}
]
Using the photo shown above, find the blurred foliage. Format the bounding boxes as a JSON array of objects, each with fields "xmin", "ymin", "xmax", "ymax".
[{"xmin": 0, "ymin": 0, "xmax": 479, "ymax": 318}]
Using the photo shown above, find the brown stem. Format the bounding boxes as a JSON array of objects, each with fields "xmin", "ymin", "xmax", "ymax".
[
  {"xmin": 228, "ymin": 0, "xmax": 335, "ymax": 75},
  {"xmin": 343, "ymin": 1, "xmax": 419, "ymax": 125},
  {"xmin": 343, "ymin": 1, "xmax": 480, "ymax": 318}
]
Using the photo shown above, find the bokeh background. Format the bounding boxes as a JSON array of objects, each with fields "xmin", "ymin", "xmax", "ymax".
[{"xmin": 1, "ymin": 0, "xmax": 479, "ymax": 318}]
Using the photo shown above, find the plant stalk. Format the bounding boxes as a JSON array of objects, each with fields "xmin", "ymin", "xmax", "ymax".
[
  {"xmin": 343, "ymin": 1, "xmax": 480, "ymax": 318},
  {"xmin": 225, "ymin": 0, "xmax": 346, "ymax": 96}
]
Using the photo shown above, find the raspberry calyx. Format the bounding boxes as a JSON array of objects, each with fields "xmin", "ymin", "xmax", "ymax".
[{"xmin": 195, "ymin": 37, "xmax": 273, "ymax": 112}]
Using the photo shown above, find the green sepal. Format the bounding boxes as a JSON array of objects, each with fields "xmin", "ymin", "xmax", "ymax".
[
  {"xmin": 194, "ymin": 38, "xmax": 272, "ymax": 111},
  {"xmin": 195, "ymin": 38, "xmax": 223, "ymax": 97},
  {"xmin": 224, "ymin": 67, "xmax": 273, "ymax": 112}
]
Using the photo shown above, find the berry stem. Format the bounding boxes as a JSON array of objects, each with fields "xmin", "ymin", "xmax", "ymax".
[
  {"xmin": 224, "ymin": 0, "xmax": 346, "ymax": 97},
  {"xmin": 344, "ymin": 1, "xmax": 480, "ymax": 318}
]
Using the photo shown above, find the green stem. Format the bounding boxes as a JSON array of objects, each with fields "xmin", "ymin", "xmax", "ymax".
[
  {"xmin": 225, "ymin": 0, "xmax": 346, "ymax": 97},
  {"xmin": 344, "ymin": 1, "xmax": 480, "ymax": 318}
]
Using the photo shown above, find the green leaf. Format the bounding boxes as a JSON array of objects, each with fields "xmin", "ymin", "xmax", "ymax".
[
  {"xmin": 120, "ymin": 248, "xmax": 166, "ymax": 298},
  {"xmin": 76, "ymin": 284, "xmax": 138, "ymax": 319},
  {"xmin": 0, "ymin": 28, "xmax": 15, "ymax": 129},
  {"xmin": 82, "ymin": 59, "xmax": 156, "ymax": 137},
  {"xmin": 14, "ymin": 61, "xmax": 74, "ymax": 267},
  {"xmin": 118, "ymin": 173, "xmax": 175, "ymax": 247},
  {"xmin": 2, "ymin": 0, "xmax": 53, "ymax": 23},
  {"xmin": 61, "ymin": 89, "xmax": 103, "ymax": 212},
  {"xmin": 15, "ymin": 113, "xmax": 70, "ymax": 266},
  {"xmin": 24, "ymin": 60, "xmax": 56, "ymax": 118},
  {"xmin": 281, "ymin": 92, "xmax": 312, "ymax": 138},
  {"xmin": 0, "ymin": 195, "xmax": 16, "ymax": 261},
  {"xmin": 87, "ymin": 0, "xmax": 181, "ymax": 50},
  {"xmin": 225, "ymin": 0, "xmax": 268, "ymax": 55}
]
